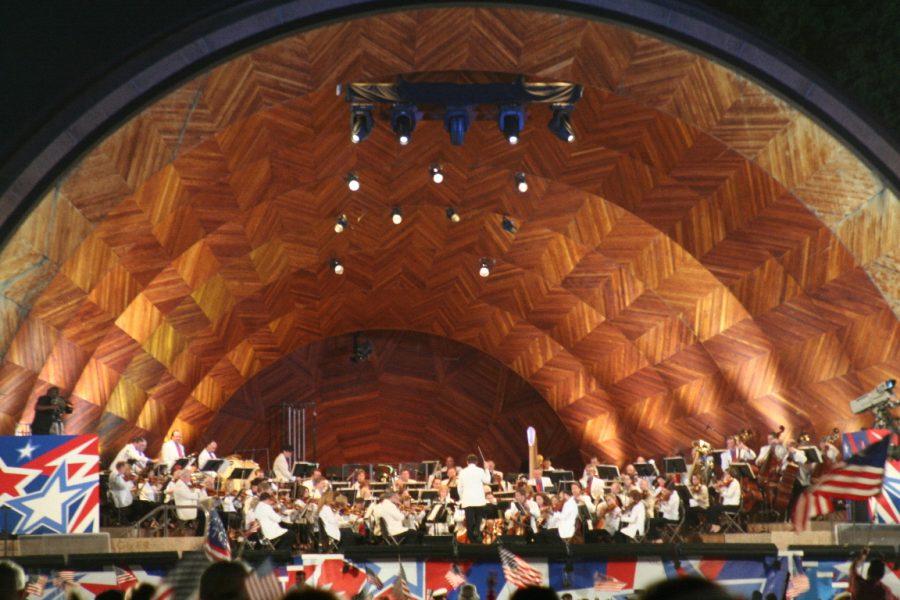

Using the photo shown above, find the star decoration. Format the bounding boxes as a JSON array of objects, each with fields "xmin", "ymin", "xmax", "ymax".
[
  {"xmin": 17, "ymin": 440, "xmax": 37, "ymax": 460},
  {"xmin": 4, "ymin": 460, "xmax": 95, "ymax": 534},
  {"xmin": 0, "ymin": 455, "xmax": 39, "ymax": 497}
]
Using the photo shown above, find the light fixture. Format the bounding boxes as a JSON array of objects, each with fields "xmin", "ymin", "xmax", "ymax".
[
  {"xmin": 478, "ymin": 258, "xmax": 493, "ymax": 278},
  {"xmin": 349, "ymin": 105, "xmax": 373, "ymax": 144},
  {"xmin": 444, "ymin": 107, "xmax": 470, "ymax": 146},
  {"xmin": 515, "ymin": 172, "xmax": 528, "ymax": 193},
  {"xmin": 502, "ymin": 215, "xmax": 518, "ymax": 233},
  {"xmin": 445, "ymin": 207, "xmax": 461, "ymax": 223},
  {"xmin": 331, "ymin": 258, "xmax": 344, "ymax": 275},
  {"xmin": 430, "ymin": 164, "xmax": 444, "ymax": 184},
  {"xmin": 391, "ymin": 207, "xmax": 403, "ymax": 225},
  {"xmin": 334, "ymin": 214, "xmax": 348, "ymax": 233},
  {"xmin": 548, "ymin": 104, "xmax": 575, "ymax": 143},
  {"xmin": 346, "ymin": 172, "xmax": 360, "ymax": 191},
  {"xmin": 390, "ymin": 104, "xmax": 417, "ymax": 146},
  {"xmin": 499, "ymin": 105, "xmax": 525, "ymax": 145}
]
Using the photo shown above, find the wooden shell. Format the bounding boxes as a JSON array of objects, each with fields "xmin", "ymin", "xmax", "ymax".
[{"xmin": 0, "ymin": 7, "xmax": 896, "ymax": 465}]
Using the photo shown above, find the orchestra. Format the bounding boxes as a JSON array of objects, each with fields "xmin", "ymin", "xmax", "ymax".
[{"xmin": 97, "ymin": 424, "xmax": 848, "ymax": 553}]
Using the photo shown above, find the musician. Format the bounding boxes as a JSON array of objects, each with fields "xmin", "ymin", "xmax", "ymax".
[
  {"xmin": 484, "ymin": 460, "xmax": 503, "ymax": 484},
  {"xmin": 541, "ymin": 458, "xmax": 555, "ymax": 472},
  {"xmin": 272, "ymin": 446, "xmax": 294, "ymax": 482},
  {"xmin": 597, "ymin": 493, "xmax": 622, "ymax": 540},
  {"xmin": 504, "ymin": 488, "xmax": 539, "ymax": 538},
  {"xmin": 108, "ymin": 461, "xmax": 135, "ymax": 520},
  {"xmin": 609, "ymin": 481, "xmax": 628, "ymax": 507},
  {"xmin": 647, "ymin": 487, "xmax": 680, "ymax": 541},
  {"xmin": 161, "ymin": 431, "xmax": 187, "ymax": 468},
  {"xmin": 708, "ymin": 471, "xmax": 740, "ymax": 533},
  {"xmin": 615, "ymin": 489, "xmax": 646, "ymax": 543},
  {"xmin": 31, "ymin": 386, "xmax": 72, "ymax": 435},
  {"xmin": 301, "ymin": 469, "xmax": 323, "ymax": 493},
  {"xmin": 441, "ymin": 466, "xmax": 458, "ymax": 490},
  {"xmin": 582, "ymin": 456, "xmax": 601, "ymax": 480},
  {"xmin": 318, "ymin": 492, "xmax": 359, "ymax": 548},
  {"xmin": 457, "ymin": 454, "xmax": 490, "ymax": 543},
  {"xmin": 687, "ymin": 473, "xmax": 710, "ymax": 526},
  {"xmin": 755, "ymin": 431, "xmax": 787, "ymax": 467},
  {"xmin": 378, "ymin": 491, "xmax": 411, "ymax": 543},
  {"xmin": 819, "ymin": 439, "xmax": 841, "ymax": 464},
  {"xmin": 255, "ymin": 492, "xmax": 293, "ymax": 550},
  {"xmin": 783, "ymin": 440, "xmax": 811, "ymax": 515},
  {"xmin": 197, "ymin": 441, "xmax": 218, "ymax": 472},
  {"xmin": 580, "ymin": 466, "xmax": 604, "ymax": 502},
  {"xmin": 491, "ymin": 470, "xmax": 511, "ymax": 493},
  {"xmin": 112, "ymin": 436, "xmax": 150, "ymax": 472},
  {"xmin": 393, "ymin": 469, "xmax": 416, "ymax": 491},
  {"xmin": 425, "ymin": 485, "xmax": 456, "ymax": 535},
  {"xmin": 720, "ymin": 436, "xmax": 756, "ymax": 471},
  {"xmin": 351, "ymin": 469, "xmax": 369, "ymax": 489},
  {"xmin": 556, "ymin": 488, "xmax": 579, "ymax": 543},
  {"xmin": 172, "ymin": 470, "xmax": 202, "ymax": 524},
  {"xmin": 528, "ymin": 468, "xmax": 552, "ymax": 493},
  {"xmin": 137, "ymin": 474, "xmax": 161, "ymax": 519}
]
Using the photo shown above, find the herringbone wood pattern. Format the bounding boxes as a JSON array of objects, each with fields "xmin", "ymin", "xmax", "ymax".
[{"xmin": 0, "ymin": 8, "xmax": 896, "ymax": 466}]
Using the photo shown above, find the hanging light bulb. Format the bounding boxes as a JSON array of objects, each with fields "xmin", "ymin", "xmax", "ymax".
[
  {"xmin": 346, "ymin": 173, "xmax": 360, "ymax": 191},
  {"xmin": 430, "ymin": 164, "xmax": 444, "ymax": 184},
  {"xmin": 391, "ymin": 207, "xmax": 403, "ymax": 225},
  {"xmin": 334, "ymin": 214, "xmax": 348, "ymax": 233},
  {"xmin": 445, "ymin": 207, "xmax": 461, "ymax": 223},
  {"xmin": 515, "ymin": 172, "xmax": 528, "ymax": 193},
  {"xmin": 331, "ymin": 258, "xmax": 344, "ymax": 275},
  {"xmin": 479, "ymin": 258, "xmax": 492, "ymax": 278}
]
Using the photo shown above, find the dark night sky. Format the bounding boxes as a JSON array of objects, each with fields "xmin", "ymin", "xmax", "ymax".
[{"xmin": 1, "ymin": 0, "xmax": 898, "ymax": 169}]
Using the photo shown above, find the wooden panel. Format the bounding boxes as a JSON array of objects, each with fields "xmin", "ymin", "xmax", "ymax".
[{"xmin": 0, "ymin": 7, "xmax": 896, "ymax": 468}]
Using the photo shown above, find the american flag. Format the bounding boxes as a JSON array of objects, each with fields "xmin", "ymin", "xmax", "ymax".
[
  {"xmin": 116, "ymin": 566, "xmax": 139, "ymax": 589},
  {"xmin": 245, "ymin": 559, "xmax": 283, "ymax": 600},
  {"xmin": 793, "ymin": 437, "xmax": 890, "ymax": 531},
  {"xmin": 392, "ymin": 564, "xmax": 413, "ymax": 600},
  {"xmin": 785, "ymin": 556, "xmax": 810, "ymax": 599},
  {"xmin": 498, "ymin": 547, "xmax": 543, "ymax": 588},
  {"xmin": 445, "ymin": 564, "xmax": 467, "ymax": 589},
  {"xmin": 56, "ymin": 570, "xmax": 76, "ymax": 582},
  {"xmin": 203, "ymin": 510, "xmax": 232, "ymax": 562},
  {"xmin": 25, "ymin": 575, "xmax": 47, "ymax": 597},
  {"xmin": 365, "ymin": 564, "xmax": 385, "ymax": 590},
  {"xmin": 593, "ymin": 572, "xmax": 627, "ymax": 592}
]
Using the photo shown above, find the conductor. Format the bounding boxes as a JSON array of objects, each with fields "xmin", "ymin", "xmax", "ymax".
[{"xmin": 457, "ymin": 454, "xmax": 490, "ymax": 543}]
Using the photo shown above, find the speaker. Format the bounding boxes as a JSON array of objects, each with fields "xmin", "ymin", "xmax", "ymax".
[
  {"xmin": 19, "ymin": 532, "xmax": 111, "ymax": 556},
  {"xmin": 835, "ymin": 523, "xmax": 900, "ymax": 548}
]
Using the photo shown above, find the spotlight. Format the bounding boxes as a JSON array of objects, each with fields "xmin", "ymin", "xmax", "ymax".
[
  {"xmin": 514, "ymin": 172, "xmax": 528, "ymax": 193},
  {"xmin": 430, "ymin": 164, "xmax": 444, "ymax": 184},
  {"xmin": 499, "ymin": 105, "xmax": 525, "ymax": 145},
  {"xmin": 445, "ymin": 207, "xmax": 461, "ymax": 223},
  {"xmin": 346, "ymin": 173, "xmax": 360, "ymax": 191},
  {"xmin": 548, "ymin": 104, "xmax": 575, "ymax": 143},
  {"xmin": 391, "ymin": 207, "xmax": 403, "ymax": 225},
  {"xmin": 334, "ymin": 214, "xmax": 348, "ymax": 233},
  {"xmin": 390, "ymin": 104, "xmax": 417, "ymax": 146},
  {"xmin": 444, "ymin": 107, "xmax": 470, "ymax": 146},
  {"xmin": 349, "ymin": 105, "xmax": 373, "ymax": 144},
  {"xmin": 331, "ymin": 258, "xmax": 344, "ymax": 275},
  {"xmin": 478, "ymin": 258, "xmax": 493, "ymax": 278},
  {"xmin": 502, "ymin": 215, "xmax": 518, "ymax": 233}
]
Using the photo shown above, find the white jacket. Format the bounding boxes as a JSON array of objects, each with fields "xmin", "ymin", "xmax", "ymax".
[
  {"xmin": 172, "ymin": 479, "xmax": 201, "ymax": 521},
  {"xmin": 108, "ymin": 472, "xmax": 133, "ymax": 508},
  {"xmin": 620, "ymin": 501, "xmax": 646, "ymax": 540},
  {"xmin": 161, "ymin": 440, "xmax": 185, "ymax": 467},
  {"xmin": 255, "ymin": 501, "xmax": 288, "ymax": 540},
  {"xmin": 557, "ymin": 497, "xmax": 579, "ymax": 539},
  {"xmin": 319, "ymin": 504, "xmax": 342, "ymax": 541},
  {"xmin": 457, "ymin": 464, "xmax": 489, "ymax": 508},
  {"xmin": 379, "ymin": 500, "xmax": 408, "ymax": 536},
  {"xmin": 198, "ymin": 449, "xmax": 218, "ymax": 472},
  {"xmin": 273, "ymin": 453, "xmax": 294, "ymax": 482},
  {"xmin": 112, "ymin": 444, "xmax": 148, "ymax": 471}
]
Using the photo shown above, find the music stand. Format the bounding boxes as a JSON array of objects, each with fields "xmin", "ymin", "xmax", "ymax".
[
  {"xmin": 547, "ymin": 470, "xmax": 574, "ymax": 488},
  {"xmin": 596, "ymin": 465, "xmax": 620, "ymax": 480},
  {"xmin": 449, "ymin": 487, "xmax": 460, "ymax": 502},
  {"xmin": 675, "ymin": 484, "xmax": 691, "ymax": 506},
  {"xmin": 337, "ymin": 489, "xmax": 357, "ymax": 504},
  {"xmin": 557, "ymin": 479, "xmax": 576, "ymax": 493},
  {"xmin": 800, "ymin": 446, "xmax": 822, "ymax": 464},
  {"xmin": 202, "ymin": 459, "xmax": 225, "ymax": 474},
  {"xmin": 173, "ymin": 457, "xmax": 194, "ymax": 470},
  {"xmin": 228, "ymin": 468, "xmax": 253, "ymax": 482},
  {"xmin": 418, "ymin": 489, "xmax": 438, "ymax": 503},
  {"xmin": 292, "ymin": 462, "xmax": 317, "ymax": 479},
  {"xmin": 663, "ymin": 456, "xmax": 687, "ymax": 475},
  {"xmin": 729, "ymin": 462, "xmax": 755, "ymax": 480},
  {"xmin": 634, "ymin": 463, "xmax": 658, "ymax": 477}
]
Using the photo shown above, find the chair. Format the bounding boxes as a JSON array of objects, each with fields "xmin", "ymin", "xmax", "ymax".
[
  {"xmin": 719, "ymin": 507, "xmax": 745, "ymax": 533},
  {"xmin": 379, "ymin": 517, "xmax": 398, "ymax": 546},
  {"xmin": 317, "ymin": 517, "xmax": 339, "ymax": 552},
  {"xmin": 660, "ymin": 504, "xmax": 686, "ymax": 543}
]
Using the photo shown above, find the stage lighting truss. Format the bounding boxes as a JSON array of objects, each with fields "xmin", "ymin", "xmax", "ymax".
[{"xmin": 344, "ymin": 77, "xmax": 582, "ymax": 146}]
